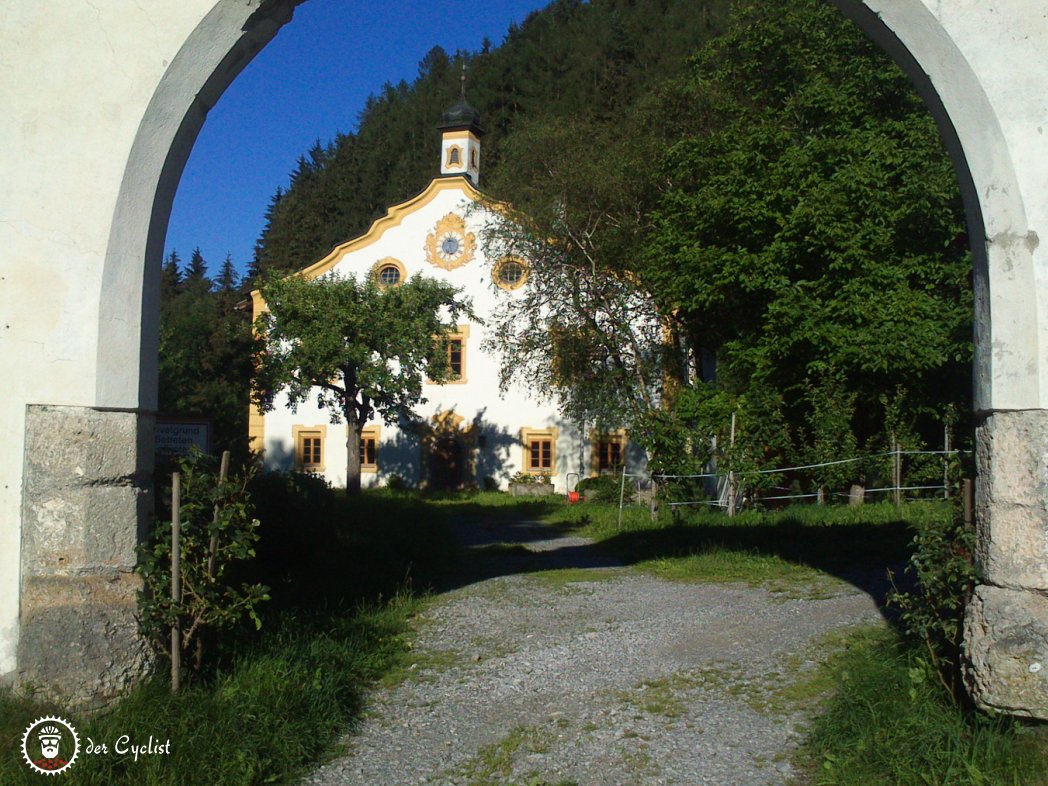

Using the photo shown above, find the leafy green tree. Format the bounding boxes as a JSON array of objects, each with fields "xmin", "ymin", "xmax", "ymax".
[
  {"xmin": 252, "ymin": 273, "xmax": 475, "ymax": 494},
  {"xmin": 643, "ymin": 0, "xmax": 971, "ymax": 456},
  {"xmin": 479, "ymin": 113, "xmax": 668, "ymax": 433}
]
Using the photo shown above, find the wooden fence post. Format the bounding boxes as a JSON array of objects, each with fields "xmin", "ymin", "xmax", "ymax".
[
  {"xmin": 943, "ymin": 426, "xmax": 951, "ymax": 500},
  {"xmin": 171, "ymin": 470, "xmax": 181, "ymax": 693},
  {"xmin": 892, "ymin": 435, "xmax": 901, "ymax": 506},
  {"xmin": 617, "ymin": 464, "xmax": 627, "ymax": 532}
]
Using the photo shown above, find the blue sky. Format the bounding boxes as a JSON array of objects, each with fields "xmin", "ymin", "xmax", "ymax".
[{"xmin": 164, "ymin": 0, "xmax": 550, "ymax": 278}]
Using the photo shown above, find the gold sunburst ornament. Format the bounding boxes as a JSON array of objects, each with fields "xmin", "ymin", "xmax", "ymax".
[{"xmin": 425, "ymin": 213, "xmax": 476, "ymax": 270}]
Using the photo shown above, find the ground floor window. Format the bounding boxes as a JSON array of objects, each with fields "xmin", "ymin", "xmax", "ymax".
[
  {"xmin": 293, "ymin": 424, "xmax": 327, "ymax": 472},
  {"xmin": 360, "ymin": 425, "xmax": 380, "ymax": 472},
  {"xmin": 593, "ymin": 430, "xmax": 627, "ymax": 474},
  {"xmin": 521, "ymin": 427, "xmax": 557, "ymax": 475}
]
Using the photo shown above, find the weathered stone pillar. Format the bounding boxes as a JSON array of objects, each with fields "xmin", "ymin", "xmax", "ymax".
[
  {"xmin": 17, "ymin": 405, "xmax": 153, "ymax": 708},
  {"xmin": 965, "ymin": 410, "xmax": 1048, "ymax": 718}
]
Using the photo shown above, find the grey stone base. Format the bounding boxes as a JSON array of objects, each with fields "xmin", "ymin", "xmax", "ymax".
[
  {"xmin": 974, "ymin": 410, "xmax": 1048, "ymax": 589},
  {"xmin": 17, "ymin": 405, "xmax": 153, "ymax": 708},
  {"xmin": 965, "ymin": 585, "xmax": 1048, "ymax": 718},
  {"xmin": 510, "ymin": 482, "xmax": 557, "ymax": 497},
  {"xmin": 964, "ymin": 409, "xmax": 1048, "ymax": 718}
]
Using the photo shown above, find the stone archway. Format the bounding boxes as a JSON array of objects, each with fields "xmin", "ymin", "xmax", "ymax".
[{"xmin": 3, "ymin": 1, "xmax": 1048, "ymax": 715}]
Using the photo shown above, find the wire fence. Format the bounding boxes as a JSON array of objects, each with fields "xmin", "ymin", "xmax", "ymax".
[{"xmin": 608, "ymin": 447, "xmax": 972, "ymax": 527}]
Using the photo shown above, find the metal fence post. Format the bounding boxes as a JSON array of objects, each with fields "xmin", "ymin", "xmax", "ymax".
[{"xmin": 617, "ymin": 464, "xmax": 627, "ymax": 532}]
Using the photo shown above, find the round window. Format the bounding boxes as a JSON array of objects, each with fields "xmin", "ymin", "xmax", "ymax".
[
  {"xmin": 378, "ymin": 264, "xmax": 401, "ymax": 286},
  {"xmin": 494, "ymin": 257, "xmax": 527, "ymax": 290}
]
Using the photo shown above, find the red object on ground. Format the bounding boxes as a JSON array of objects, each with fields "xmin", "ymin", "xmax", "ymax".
[{"xmin": 567, "ymin": 491, "xmax": 581, "ymax": 504}]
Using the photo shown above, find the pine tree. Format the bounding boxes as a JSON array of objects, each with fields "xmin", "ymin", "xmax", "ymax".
[
  {"xmin": 161, "ymin": 249, "xmax": 182, "ymax": 300},
  {"xmin": 184, "ymin": 247, "xmax": 210, "ymax": 292},
  {"xmin": 216, "ymin": 254, "xmax": 238, "ymax": 294}
]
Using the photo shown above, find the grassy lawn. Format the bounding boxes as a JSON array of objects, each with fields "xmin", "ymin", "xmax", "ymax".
[{"xmin": 1, "ymin": 598, "xmax": 423, "ymax": 785}]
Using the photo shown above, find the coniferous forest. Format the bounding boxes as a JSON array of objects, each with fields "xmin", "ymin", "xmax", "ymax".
[{"xmin": 161, "ymin": 0, "xmax": 972, "ymax": 480}]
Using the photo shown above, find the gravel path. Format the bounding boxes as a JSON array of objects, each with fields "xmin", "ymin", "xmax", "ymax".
[{"xmin": 303, "ymin": 518, "xmax": 886, "ymax": 786}]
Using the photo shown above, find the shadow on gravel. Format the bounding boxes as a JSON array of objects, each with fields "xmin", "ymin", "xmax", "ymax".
[{"xmin": 432, "ymin": 499, "xmax": 913, "ymax": 618}]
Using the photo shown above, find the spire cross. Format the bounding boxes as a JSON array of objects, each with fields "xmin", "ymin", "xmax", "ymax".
[{"xmin": 460, "ymin": 61, "xmax": 466, "ymax": 101}]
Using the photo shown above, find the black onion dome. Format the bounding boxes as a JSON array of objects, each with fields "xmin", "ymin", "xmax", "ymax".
[{"xmin": 438, "ymin": 99, "xmax": 485, "ymax": 136}]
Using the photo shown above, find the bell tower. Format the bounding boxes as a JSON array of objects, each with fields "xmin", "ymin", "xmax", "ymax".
[{"xmin": 438, "ymin": 66, "xmax": 484, "ymax": 185}]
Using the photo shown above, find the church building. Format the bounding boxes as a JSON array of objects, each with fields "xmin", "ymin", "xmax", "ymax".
[{"xmin": 250, "ymin": 98, "xmax": 634, "ymax": 491}]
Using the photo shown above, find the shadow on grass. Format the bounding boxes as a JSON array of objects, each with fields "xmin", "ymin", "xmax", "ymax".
[{"xmin": 423, "ymin": 492, "xmax": 926, "ymax": 612}]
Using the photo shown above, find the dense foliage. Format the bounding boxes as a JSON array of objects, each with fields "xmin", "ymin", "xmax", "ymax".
[
  {"xmin": 483, "ymin": 0, "xmax": 972, "ymax": 488},
  {"xmin": 158, "ymin": 249, "xmax": 256, "ymax": 459},
  {"xmin": 642, "ymin": 1, "xmax": 971, "ymax": 473}
]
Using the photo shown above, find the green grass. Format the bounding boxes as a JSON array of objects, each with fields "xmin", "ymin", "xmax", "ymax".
[
  {"xmin": 543, "ymin": 499, "xmax": 931, "ymax": 591},
  {"xmin": 450, "ymin": 723, "xmax": 565, "ymax": 786},
  {"xmin": 797, "ymin": 627, "xmax": 1048, "ymax": 786},
  {"xmin": 2, "ymin": 484, "xmax": 459, "ymax": 785},
  {"xmin": 1, "ymin": 596, "xmax": 422, "ymax": 785}
]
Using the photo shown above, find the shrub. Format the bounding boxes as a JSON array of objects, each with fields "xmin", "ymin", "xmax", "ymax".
[
  {"xmin": 577, "ymin": 473, "xmax": 623, "ymax": 503},
  {"xmin": 139, "ymin": 452, "xmax": 270, "ymax": 673},
  {"xmin": 510, "ymin": 470, "xmax": 551, "ymax": 485},
  {"xmin": 887, "ymin": 493, "xmax": 977, "ymax": 705}
]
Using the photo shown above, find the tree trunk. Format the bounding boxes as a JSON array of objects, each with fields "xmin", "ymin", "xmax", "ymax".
[{"xmin": 346, "ymin": 416, "xmax": 362, "ymax": 495}]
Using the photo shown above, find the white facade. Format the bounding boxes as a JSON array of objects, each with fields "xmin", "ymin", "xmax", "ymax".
[{"xmin": 253, "ymin": 143, "xmax": 634, "ymax": 492}]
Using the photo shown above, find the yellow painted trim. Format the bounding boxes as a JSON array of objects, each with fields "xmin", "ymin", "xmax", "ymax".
[
  {"xmin": 247, "ymin": 177, "xmax": 487, "ymax": 308},
  {"xmin": 248, "ymin": 403, "xmax": 266, "ymax": 454},
  {"xmin": 591, "ymin": 429, "xmax": 628, "ymax": 476},
  {"xmin": 300, "ymin": 178, "xmax": 482, "ymax": 280},
  {"xmin": 360, "ymin": 424, "xmax": 381, "ymax": 473},
  {"xmin": 442, "ymin": 129, "xmax": 480, "ymax": 143},
  {"xmin": 445, "ymin": 144, "xmax": 463, "ymax": 168},
  {"xmin": 248, "ymin": 290, "xmax": 270, "ymax": 454},
  {"xmin": 370, "ymin": 256, "xmax": 406, "ymax": 287},
  {"xmin": 293, "ymin": 424, "xmax": 328, "ymax": 473},
  {"xmin": 521, "ymin": 427, "xmax": 559, "ymax": 475},
  {"xmin": 492, "ymin": 255, "xmax": 529, "ymax": 291}
]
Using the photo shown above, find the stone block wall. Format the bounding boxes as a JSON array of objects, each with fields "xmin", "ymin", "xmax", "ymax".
[
  {"xmin": 17, "ymin": 405, "xmax": 153, "ymax": 707},
  {"xmin": 965, "ymin": 410, "xmax": 1048, "ymax": 718}
]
